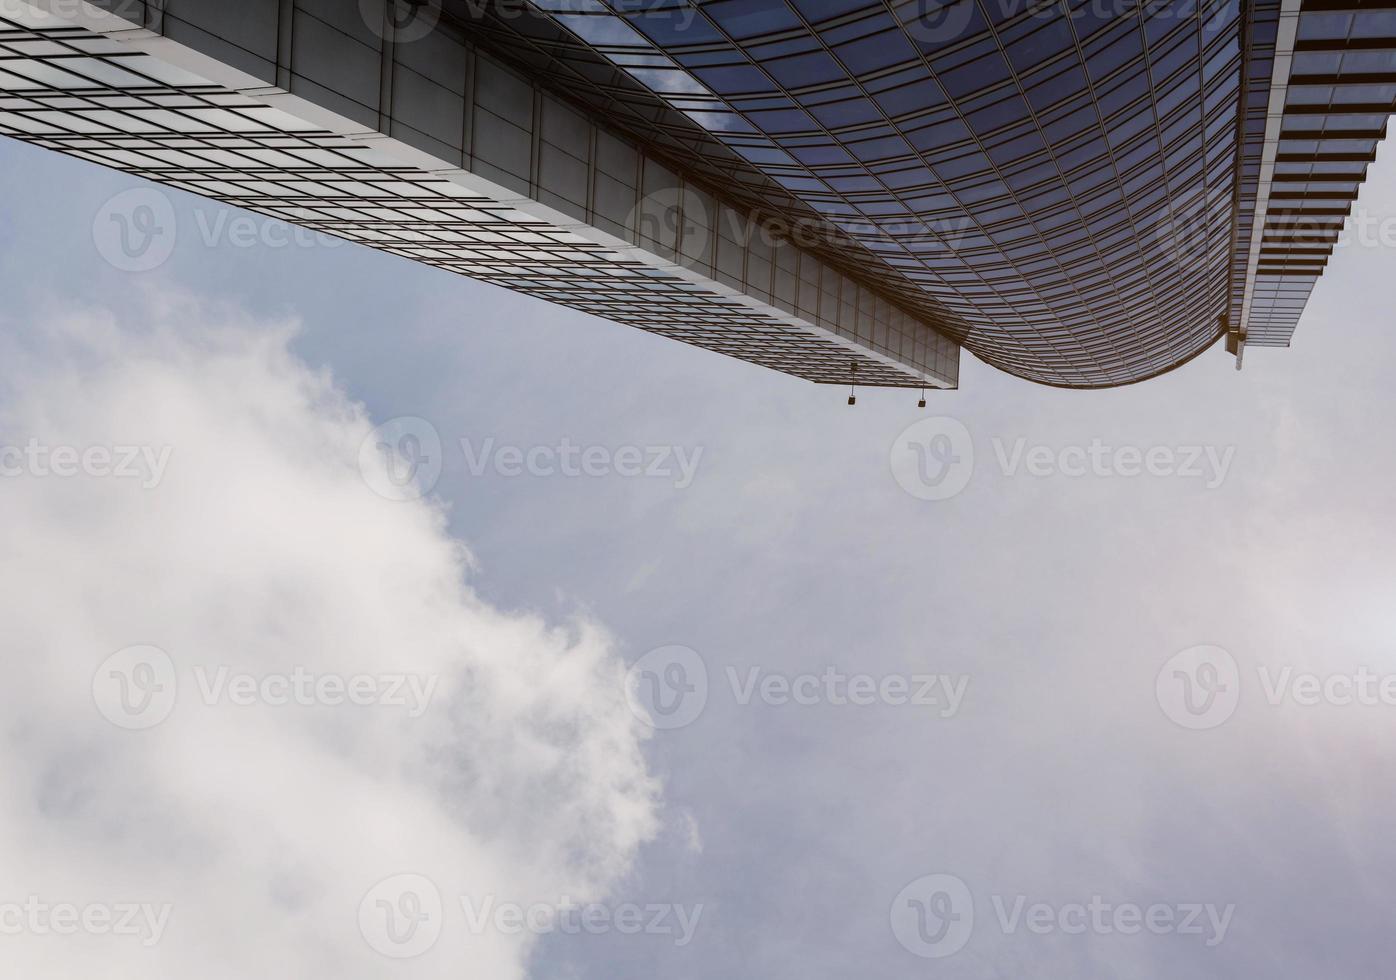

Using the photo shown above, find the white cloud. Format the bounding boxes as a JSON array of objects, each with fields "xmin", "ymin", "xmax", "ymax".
[{"xmin": 0, "ymin": 295, "xmax": 659, "ymax": 977}]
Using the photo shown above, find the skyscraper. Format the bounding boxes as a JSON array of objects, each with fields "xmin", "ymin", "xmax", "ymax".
[{"xmin": 0, "ymin": 0, "xmax": 1390, "ymax": 389}]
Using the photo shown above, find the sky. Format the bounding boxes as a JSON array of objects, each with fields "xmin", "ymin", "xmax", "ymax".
[{"xmin": 2, "ymin": 127, "xmax": 1396, "ymax": 978}]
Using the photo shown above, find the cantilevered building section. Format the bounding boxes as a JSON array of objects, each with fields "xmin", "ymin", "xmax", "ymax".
[
  {"xmin": 1233, "ymin": 0, "xmax": 1396, "ymax": 357},
  {"xmin": 0, "ymin": 0, "xmax": 959, "ymax": 390},
  {"xmin": 0, "ymin": 0, "xmax": 1391, "ymax": 390}
]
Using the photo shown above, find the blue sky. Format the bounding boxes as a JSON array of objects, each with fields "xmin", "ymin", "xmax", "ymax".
[{"xmin": 3, "ymin": 130, "xmax": 1396, "ymax": 978}]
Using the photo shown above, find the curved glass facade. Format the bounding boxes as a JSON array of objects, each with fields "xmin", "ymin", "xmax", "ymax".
[
  {"xmin": 521, "ymin": 0, "xmax": 1247, "ymax": 387},
  {"xmin": 4, "ymin": 0, "xmax": 1391, "ymax": 389}
]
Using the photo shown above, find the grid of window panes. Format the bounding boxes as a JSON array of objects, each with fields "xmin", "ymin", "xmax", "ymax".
[
  {"xmin": 459, "ymin": 0, "xmax": 948, "ymax": 339},
  {"xmin": 518, "ymin": 0, "xmax": 1246, "ymax": 387},
  {"xmin": 1244, "ymin": 0, "xmax": 1396, "ymax": 347},
  {"xmin": 1229, "ymin": 0, "xmax": 1280, "ymax": 344},
  {"xmin": 0, "ymin": 4, "xmax": 951, "ymax": 388}
]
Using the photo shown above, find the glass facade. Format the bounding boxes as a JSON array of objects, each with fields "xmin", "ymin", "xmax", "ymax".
[
  {"xmin": 1235, "ymin": 0, "xmax": 1396, "ymax": 352},
  {"xmin": 1, "ymin": 0, "xmax": 1391, "ymax": 388},
  {"xmin": 475, "ymin": 0, "xmax": 1395, "ymax": 382},
  {"xmin": 0, "ymin": 0, "xmax": 958, "ymax": 390},
  {"xmin": 490, "ymin": 0, "xmax": 1249, "ymax": 386}
]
